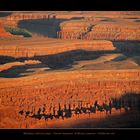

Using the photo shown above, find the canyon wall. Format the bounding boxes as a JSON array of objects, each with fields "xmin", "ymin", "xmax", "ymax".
[
  {"xmin": 0, "ymin": 40, "xmax": 140, "ymax": 61},
  {"xmin": 58, "ymin": 23, "xmax": 140, "ymax": 41},
  {"xmin": 0, "ymin": 40, "xmax": 116, "ymax": 58}
]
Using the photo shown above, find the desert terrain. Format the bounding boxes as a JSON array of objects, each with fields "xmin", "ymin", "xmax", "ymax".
[{"xmin": 0, "ymin": 11, "xmax": 140, "ymax": 128}]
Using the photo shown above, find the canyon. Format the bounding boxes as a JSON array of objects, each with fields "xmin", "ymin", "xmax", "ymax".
[{"xmin": 0, "ymin": 11, "xmax": 140, "ymax": 128}]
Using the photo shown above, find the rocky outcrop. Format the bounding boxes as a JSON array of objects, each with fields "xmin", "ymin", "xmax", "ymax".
[
  {"xmin": 85, "ymin": 23, "xmax": 140, "ymax": 41},
  {"xmin": 6, "ymin": 13, "xmax": 54, "ymax": 21},
  {"xmin": 0, "ymin": 40, "xmax": 115, "ymax": 58},
  {"xmin": 58, "ymin": 22, "xmax": 140, "ymax": 41},
  {"xmin": 0, "ymin": 70, "xmax": 140, "ymax": 128},
  {"xmin": 58, "ymin": 20, "xmax": 93, "ymax": 39},
  {"xmin": 0, "ymin": 70, "xmax": 140, "ymax": 108}
]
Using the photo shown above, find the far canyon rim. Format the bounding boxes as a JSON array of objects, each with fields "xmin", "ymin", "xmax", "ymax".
[{"xmin": 0, "ymin": 11, "xmax": 140, "ymax": 128}]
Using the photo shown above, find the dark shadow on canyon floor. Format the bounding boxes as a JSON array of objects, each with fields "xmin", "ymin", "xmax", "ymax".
[
  {"xmin": 112, "ymin": 41, "xmax": 140, "ymax": 66},
  {"xmin": 0, "ymin": 55, "xmax": 16, "ymax": 64},
  {"xmin": 135, "ymin": 20, "xmax": 140, "ymax": 22},
  {"xmin": 0, "ymin": 41, "xmax": 140, "ymax": 78},
  {"xmin": 112, "ymin": 41, "xmax": 140, "ymax": 53},
  {"xmin": 0, "ymin": 49, "xmax": 117, "ymax": 78},
  {"xmin": 0, "ymin": 64, "xmax": 45, "ymax": 78},
  {"xmin": 18, "ymin": 18, "xmax": 73, "ymax": 38},
  {"xmin": 18, "ymin": 92, "xmax": 140, "ymax": 128},
  {"xmin": 70, "ymin": 93, "xmax": 140, "ymax": 128},
  {"xmin": 1, "ymin": 42, "xmax": 140, "ymax": 78}
]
